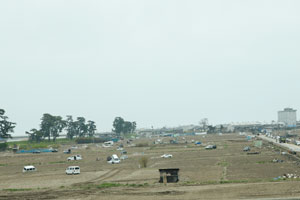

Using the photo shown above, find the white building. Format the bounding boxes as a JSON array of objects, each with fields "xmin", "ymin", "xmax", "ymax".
[{"xmin": 278, "ymin": 108, "xmax": 297, "ymax": 127}]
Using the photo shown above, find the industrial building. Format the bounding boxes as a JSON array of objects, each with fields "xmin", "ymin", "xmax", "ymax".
[{"xmin": 278, "ymin": 108, "xmax": 297, "ymax": 127}]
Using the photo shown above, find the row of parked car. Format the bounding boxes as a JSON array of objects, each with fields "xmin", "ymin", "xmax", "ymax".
[{"xmin": 23, "ymin": 165, "xmax": 80, "ymax": 175}]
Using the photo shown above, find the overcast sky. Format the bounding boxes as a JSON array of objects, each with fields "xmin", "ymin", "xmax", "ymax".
[{"xmin": 1, "ymin": 0, "xmax": 300, "ymax": 136}]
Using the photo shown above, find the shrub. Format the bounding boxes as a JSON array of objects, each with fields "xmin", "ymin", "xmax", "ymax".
[
  {"xmin": 19, "ymin": 144, "xmax": 29, "ymax": 150},
  {"xmin": 139, "ymin": 156, "xmax": 149, "ymax": 168},
  {"xmin": 75, "ymin": 137, "xmax": 107, "ymax": 144},
  {"xmin": 136, "ymin": 142, "xmax": 149, "ymax": 147},
  {"xmin": 50, "ymin": 144, "xmax": 60, "ymax": 149},
  {"xmin": 97, "ymin": 183, "xmax": 122, "ymax": 189},
  {"xmin": 0, "ymin": 143, "xmax": 8, "ymax": 151}
]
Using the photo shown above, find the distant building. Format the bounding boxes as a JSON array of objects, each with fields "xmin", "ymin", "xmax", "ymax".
[{"xmin": 278, "ymin": 108, "xmax": 297, "ymax": 127}]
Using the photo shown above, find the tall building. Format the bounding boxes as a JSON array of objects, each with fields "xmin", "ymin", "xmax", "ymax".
[{"xmin": 278, "ymin": 108, "xmax": 297, "ymax": 127}]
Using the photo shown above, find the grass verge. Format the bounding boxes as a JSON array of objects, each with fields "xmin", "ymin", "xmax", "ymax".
[{"xmin": 3, "ymin": 188, "xmax": 33, "ymax": 192}]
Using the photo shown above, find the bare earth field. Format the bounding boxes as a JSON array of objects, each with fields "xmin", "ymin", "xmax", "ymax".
[{"xmin": 1, "ymin": 134, "xmax": 300, "ymax": 200}]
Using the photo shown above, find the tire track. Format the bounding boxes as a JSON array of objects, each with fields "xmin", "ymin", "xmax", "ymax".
[{"xmin": 73, "ymin": 169, "xmax": 121, "ymax": 186}]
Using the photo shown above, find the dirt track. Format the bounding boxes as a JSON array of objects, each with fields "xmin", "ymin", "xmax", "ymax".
[
  {"xmin": 2, "ymin": 134, "xmax": 300, "ymax": 199},
  {"xmin": 2, "ymin": 181, "xmax": 300, "ymax": 200}
]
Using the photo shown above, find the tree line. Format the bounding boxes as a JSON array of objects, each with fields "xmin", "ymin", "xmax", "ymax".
[
  {"xmin": 0, "ymin": 108, "xmax": 138, "ymax": 143},
  {"xmin": 26, "ymin": 114, "xmax": 97, "ymax": 142}
]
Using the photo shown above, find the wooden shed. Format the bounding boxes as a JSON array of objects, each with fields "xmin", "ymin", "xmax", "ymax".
[{"xmin": 159, "ymin": 168, "xmax": 179, "ymax": 183}]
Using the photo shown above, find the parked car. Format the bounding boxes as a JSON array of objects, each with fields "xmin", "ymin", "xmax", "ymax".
[
  {"xmin": 103, "ymin": 141, "xmax": 114, "ymax": 148},
  {"xmin": 65, "ymin": 166, "xmax": 80, "ymax": 175},
  {"xmin": 107, "ymin": 154, "xmax": 120, "ymax": 164},
  {"xmin": 288, "ymin": 150, "xmax": 297, "ymax": 155},
  {"xmin": 23, "ymin": 165, "xmax": 36, "ymax": 173},
  {"xmin": 67, "ymin": 155, "xmax": 82, "ymax": 161},
  {"xmin": 205, "ymin": 145, "xmax": 217, "ymax": 149},
  {"xmin": 32, "ymin": 150, "xmax": 41, "ymax": 154},
  {"xmin": 243, "ymin": 146, "xmax": 251, "ymax": 151},
  {"xmin": 63, "ymin": 149, "xmax": 71, "ymax": 154},
  {"xmin": 51, "ymin": 149, "xmax": 58, "ymax": 153},
  {"xmin": 120, "ymin": 155, "xmax": 128, "ymax": 160},
  {"xmin": 121, "ymin": 150, "xmax": 127, "ymax": 155},
  {"xmin": 161, "ymin": 154, "xmax": 173, "ymax": 158}
]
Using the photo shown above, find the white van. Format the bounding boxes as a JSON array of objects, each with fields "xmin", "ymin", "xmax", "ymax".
[
  {"xmin": 107, "ymin": 154, "xmax": 120, "ymax": 164},
  {"xmin": 23, "ymin": 165, "xmax": 36, "ymax": 173},
  {"xmin": 65, "ymin": 166, "xmax": 80, "ymax": 175}
]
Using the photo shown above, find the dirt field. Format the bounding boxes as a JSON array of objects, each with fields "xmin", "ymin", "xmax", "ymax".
[{"xmin": 1, "ymin": 134, "xmax": 300, "ymax": 199}]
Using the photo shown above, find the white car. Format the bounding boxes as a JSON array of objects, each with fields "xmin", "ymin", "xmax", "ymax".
[
  {"xmin": 103, "ymin": 141, "xmax": 114, "ymax": 148},
  {"xmin": 117, "ymin": 147, "xmax": 124, "ymax": 151},
  {"xmin": 66, "ymin": 166, "xmax": 80, "ymax": 175},
  {"xmin": 107, "ymin": 154, "xmax": 120, "ymax": 164},
  {"xmin": 161, "ymin": 154, "xmax": 173, "ymax": 158},
  {"xmin": 205, "ymin": 145, "xmax": 217, "ymax": 149},
  {"xmin": 67, "ymin": 155, "xmax": 82, "ymax": 161}
]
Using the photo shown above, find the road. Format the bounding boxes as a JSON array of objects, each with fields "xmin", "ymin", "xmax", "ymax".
[{"xmin": 259, "ymin": 135, "xmax": 300, "ymax": 152}]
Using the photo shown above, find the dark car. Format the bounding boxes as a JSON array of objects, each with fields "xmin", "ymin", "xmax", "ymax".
[
  {"xmin": 32, "ymin": 150, "xmax": 41, "ymax": 154},
  {"xmin": 51, "ymin": 149, "xmax": 58, "ymax": 153}
]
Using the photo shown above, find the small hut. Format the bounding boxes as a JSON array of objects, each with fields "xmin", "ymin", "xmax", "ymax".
[{"xmin": 159, "ymin": 168, "xmax": 179, "ymax": 183}]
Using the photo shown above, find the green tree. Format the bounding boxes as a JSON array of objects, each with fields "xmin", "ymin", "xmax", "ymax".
[
  {"xmin": 123, "ymin": 121, "xmax": 133, "ymax": 135},
  {"xmin": 131, "ymin": 121, "xmax": 137, "ymax": 133},
  {"xmin": 40, "ymin": 114, "xmax": 66, "ymax": 141},
  {"xmin": 40, "ymin": 113, "xmax": 54, "ymax": 141},
  {"xmin": 26, "ymin": 128, "xmax": 43, "ymax": 143},
  {"xmin": 87, "ymin": 120, "xmax": 96, "ymax": 137},
  {"xmin": 112, "ymin": 117, "xmax": 125, "ymax": 137},
  {"xmin": 66, "ymin": 115, "xmax": 77, "ymax": 139},
  {"xmin": 0, "ymin": 109, "xmax": 16, "ymax": 139},
  {"xmin": 77, "ymin": 117, "xmax": 87, "ymax": 137},
  {"xmin": 112, "ymin": 117, "xmax": 136, "ymax": 137},
  {"xmin": 207, "ymin": 125, "xmax": 216, "ymax": 134},
  {"xmin": 52, "ymin": 116, "xmax": 66, "ymax": 141}
]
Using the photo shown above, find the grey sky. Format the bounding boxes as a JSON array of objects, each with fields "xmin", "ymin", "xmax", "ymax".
[{"xmin": 1, "ymin": 0, "xmax": 300, "ymax": 136}]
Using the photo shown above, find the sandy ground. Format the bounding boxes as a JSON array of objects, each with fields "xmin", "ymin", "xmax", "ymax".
[{"xmin": 1, "ymin": 134, "xmax": 300, "ymax": 199}]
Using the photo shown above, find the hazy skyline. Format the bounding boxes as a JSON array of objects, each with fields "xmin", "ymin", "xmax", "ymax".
[{"xmin": 1, "ymin": 0, "xmax": 300, "ymax": 136}]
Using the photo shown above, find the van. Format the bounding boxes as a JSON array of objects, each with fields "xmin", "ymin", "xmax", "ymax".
[
  {"xmin": 23, "ymin": 165, "xmax": 36, "ymax": 173},
  {"xmin": 65, "ymin": 166, "xmax": 80, "ymax": 175},
  {"xmin": 107, "ymin": 154, "xmax": 120, "ymax": 164}
]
